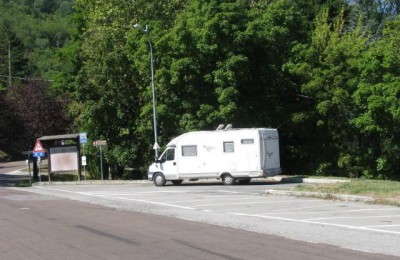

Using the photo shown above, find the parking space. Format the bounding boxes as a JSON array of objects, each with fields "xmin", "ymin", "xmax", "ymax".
[
  {"xmin": 159, "ymin": 191, "xmax": 398, "ymax": 234},
  {"xmin": 26, "ymin": 183, "xmax": 400, "ymax": 256}
]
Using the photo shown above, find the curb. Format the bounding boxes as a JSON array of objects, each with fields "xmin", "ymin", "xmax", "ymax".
[
  {"xmin": 273, "ymin": 177, "xmax": 350, "ymax": 184},
  {"xmin": 265, "ymin": 189, "xmax": 375, "ymax": 203},
  {"xmin": 21, "ymin": 174, "xmax": 350, "ymax": 186}
]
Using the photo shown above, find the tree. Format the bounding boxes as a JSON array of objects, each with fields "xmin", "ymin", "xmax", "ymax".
[
  {"xmin": 71, "ymin": 0, "xmax": 188, "ymax": 174},
  {"xmin": 352, "ymin": 16, "xmax": 400, "ymax": 179},
  {"xmin": 347, "ymin": 0, "xmax": 400, "ymax": 37},
  {"xmin": 0, "ymin": 20, "xmax": 29, "ymax": 87},
  {"xmin": 157, "ymin": 0, "xmax": 308, "ymax": 140},
  {"xmin": 286, "ymin": 8, "xmax": 369, "ymax": 176},
  {"xmin": 0, "ymin": 89, "xmax": 23, "ymax": 158},
  {"xmin": 7, "ymin": 80, "xmax": 71, "ymax": 150}
]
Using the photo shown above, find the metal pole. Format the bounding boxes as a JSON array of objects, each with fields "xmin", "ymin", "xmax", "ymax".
[
  {"xmin": 148, "ymin": 39, "xmax": 159, "ymax": 158},
  {"xmin": 83, "ymin": 143, "xmax": 86, "ymax": 180},
  {"xmin": 27, "ymin": 157, "xmax": 32, "ymax": 186},
  {"xmin": 8, "ymin": 40, "xmax": 11, "ymax": 87},
  {"xmin": 99, "ymin": 145, "xmax": 104, "ymax": 180},
  {"xmin": 134, "ymin": 24, "xmax": 159, "ymax": 159},
  {"xmin": 38, "ymin": 157, "xmax": 41, "ymax": 182}
]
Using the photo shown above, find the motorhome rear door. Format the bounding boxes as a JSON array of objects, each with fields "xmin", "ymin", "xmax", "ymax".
[{"xmin": 260, "ymin": 130, "xmax": 280, "ymax": 171}]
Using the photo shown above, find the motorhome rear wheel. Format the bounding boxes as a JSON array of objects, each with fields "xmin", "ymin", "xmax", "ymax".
[{"xmin": 222, "ymin": 174, "xmax": 235, "ymax": 185}]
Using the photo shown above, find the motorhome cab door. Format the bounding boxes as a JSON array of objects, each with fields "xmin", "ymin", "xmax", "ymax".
[{"xmin": 159, "ymin": 148, "xmax": 179, "ymax": 179}]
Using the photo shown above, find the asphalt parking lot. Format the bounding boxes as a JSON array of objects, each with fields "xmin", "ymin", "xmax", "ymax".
[{"xmin": 19, "ymin": 181, "xmax": 400, "ymax": 257}]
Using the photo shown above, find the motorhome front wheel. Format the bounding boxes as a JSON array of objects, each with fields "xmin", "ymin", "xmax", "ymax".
[{"xmin": 153, "ymin": 173, "xmax": 166, "ymax": 186}]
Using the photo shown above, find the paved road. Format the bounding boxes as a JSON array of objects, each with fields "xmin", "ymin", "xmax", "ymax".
[
  {"xmin": 18, "ymin": 182, "xmax": 400, "ymax": 258},
  {"xmin": 0, "ymin": 188, "xmax": 396, "ymax": 260},
  {"xmin": 0, "ymin": 160, "xmax": 26, "ymax": 174},
  {"xmin": 0, "ymin": 160, "xmax": 30, "ymax": 187},
  {"xmin": 1, "ymin": 161, "xmax": 400, "ymax": 259}
]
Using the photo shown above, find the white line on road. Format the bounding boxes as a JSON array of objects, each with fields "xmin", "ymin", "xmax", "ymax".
[
  {"xmin": 305, "ymin": 215, "xmax": 400, "ymax": 221},
  {"xmin": 36, "ymin": 187, "xmax": 196, "ymax": 210},
  {"xmin": 228, "ymin": 212, "xmax": 400, "ymax": 235},
  {"xmin": 35, "ymin": 186, "xmax": 400, "ymax": 236},
  {"xmin": 363, "ymin": 224, "xmax": 400, "ymax": 228},
  {"xmin": 191, "ymin": 199, "xmax": 322, "ymax": 208},
  {"xmin": 169, "ymin": 196, "xmax": 268, "ymax": 204},
  {"xmin": 90, "ymin": 194, "xmax": 197, "ymax": 210},
  {"xmin": 86, "ymin": 190, "xmax": 187, "ymax": 195},
  {"xmin": 214, "ymin": 190, "xmax": 259, "ymax": 195},
  {"xmin": 265, "ymin": 207, "xmax": 400, "ymax": 216}
]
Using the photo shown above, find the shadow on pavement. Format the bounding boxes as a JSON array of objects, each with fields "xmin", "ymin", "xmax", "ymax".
[
  {"xmin": 0, "ymin": 174, "xmax": 31, "ymax": 187},
  {"xmin": 165, "ymin": 180, "xmax": 288, "ymax": 187}
]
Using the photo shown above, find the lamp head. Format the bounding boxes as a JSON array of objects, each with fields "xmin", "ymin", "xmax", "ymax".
[{"xmin": 133, "ymin": 23, "xmax": 148, "ymax": 33}]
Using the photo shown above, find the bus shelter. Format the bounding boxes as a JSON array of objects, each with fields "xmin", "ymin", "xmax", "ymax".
[{"xmin": 38, "ymin": 134, "xmax": 82, "ymax": 181}]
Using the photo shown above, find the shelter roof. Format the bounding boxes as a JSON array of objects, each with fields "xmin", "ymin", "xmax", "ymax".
[{"xmin": 38, "ymin": 134, "xmax": 79, "ymax": 141}]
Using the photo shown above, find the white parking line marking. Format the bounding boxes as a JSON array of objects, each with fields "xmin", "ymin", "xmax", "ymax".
[
  {"xmin": 169, "ymin": 198, "xmax": 254, "ymax": 204},
  {"xmin": 87, "ymin": 190, "xmax": 186, "ymax": 195},
  {"xmin": 91, "ymin": 194, "xmax": 196, "ymax": 210},
  {"xmin": 341, "ymin": 208, "xmax": 400, "ymax": 212},
  {"xmin": 191, "ymin": 199, "xmax": 322, "ymax": 208},
  {"xmin": 266, "ymin": 204, "xmax": 331, "ymax": 214},
  {"xmin": 228, "ymin": 212, "xmax": 400, "ymax": 235},
  {"xmin": 266, "ymin": 207, "xmax": 400, "ymax": 216},
  {"xmin": 36, "ymin": 187, "xmax": 195, "ymax": 210},
  {"xmin": 363, "ymin": 224, "xmax": 400, "ymax": 228},
  {"xmin": 214, "ymin": 190, "xmax": 259, "ymax": 195},
  {"xmin": 37, "ymin": 186, "xmax": 400, "ymax": 236},
  {"xmin": 305, "ymin": 215, "xmax": 400, "ymax": 221}
]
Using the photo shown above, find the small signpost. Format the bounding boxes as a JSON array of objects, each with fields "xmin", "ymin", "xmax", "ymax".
[
  {"xmin": 32, "ymin": 140, "xmax": 45, "ymax": 157},
  {"xmin": 82, "ymin": 156, "xmax": 87, "ymax": 166},
  {"xmin": 21, "ymin": 151, "xmax": 33, "ymax": 185},
  {"xmin": 80, "ymin": 132, "xmax": 88, "ymax": 180},
  {"xmin": 32, "ymin": 140, "xmax": 45, "ymax": 182},
  {"xmin": 93, "ymin": 140, "xmax": 107, "ymax": 146},
  {"xmin": 93, "ymin": 140, "xmax": 107, "ymax": 180},
  {"xmin": 79, "ymin": 133, "xmax": 87, "ymax": 144}
]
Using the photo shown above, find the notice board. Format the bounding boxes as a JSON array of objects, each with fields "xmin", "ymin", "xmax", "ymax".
[{"xmin": 49, "ymin": 146, "xmax": 78, "ymax": 172}]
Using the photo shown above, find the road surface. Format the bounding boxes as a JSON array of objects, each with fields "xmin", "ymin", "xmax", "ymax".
[
  {"xmin": 0, "ymin": 160, "xmax": 30, "ymax": 187},
  {"xmin": 0, "ymin": 188, "xmax": 396, "ymax": 260},
  {"xmin": 1, "ymin": 161, "xmax": 398, "ymax": 259}
]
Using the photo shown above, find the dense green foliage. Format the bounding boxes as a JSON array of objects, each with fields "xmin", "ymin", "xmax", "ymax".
[
  {"xmin": 1, "ymin": 0, "xmax": 400, "ymax": 180},
  {"xmin": 0, "ymin": 0, "xmax": 73, "ymax": 157}
]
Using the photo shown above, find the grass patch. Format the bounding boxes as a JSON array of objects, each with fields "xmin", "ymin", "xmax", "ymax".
[
  {"xmin": 16, "ymin": 180, "xmax": 32, "ymax": 187},
  {"xmin": 34, "ymin": 173, "xmax": 80, "ymax": 182},
  {"xmin": 0, "ymin": 150, "xmax": 9, "ymax": 161},
  {"xmin": 295, "ymin": 179, "xmax": 400, "ymax": 206},
  {"xmin": 303, "ymin": 175, "xmax": 348, "ymax": 180}
]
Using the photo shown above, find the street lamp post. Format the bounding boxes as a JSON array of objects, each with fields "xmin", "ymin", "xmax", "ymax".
[{"xmin": 134, "ymin": 23, "xmax": 159, "ymax": 159}]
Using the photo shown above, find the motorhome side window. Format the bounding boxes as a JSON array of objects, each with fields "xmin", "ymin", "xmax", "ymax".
[
  {"xmin": 241, "ymin": 139, "xmax": 254, "ymax": 144},
  {"xmin": 182, "ymin": 145, "xmax": 197, "ymax": 156},
  {"xmin": 223, "ymin": 141, "xmax": 234, "ymax": 153}
]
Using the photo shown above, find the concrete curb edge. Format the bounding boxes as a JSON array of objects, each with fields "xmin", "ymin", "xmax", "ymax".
[{"xmin": 265, "ymin": 189, "xmax": 375, "ymax": 203}]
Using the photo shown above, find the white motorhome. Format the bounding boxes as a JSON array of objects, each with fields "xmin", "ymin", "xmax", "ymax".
[{"xmin": 148, "ymin": 126, "xmax": 281, "ymax": 186}]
